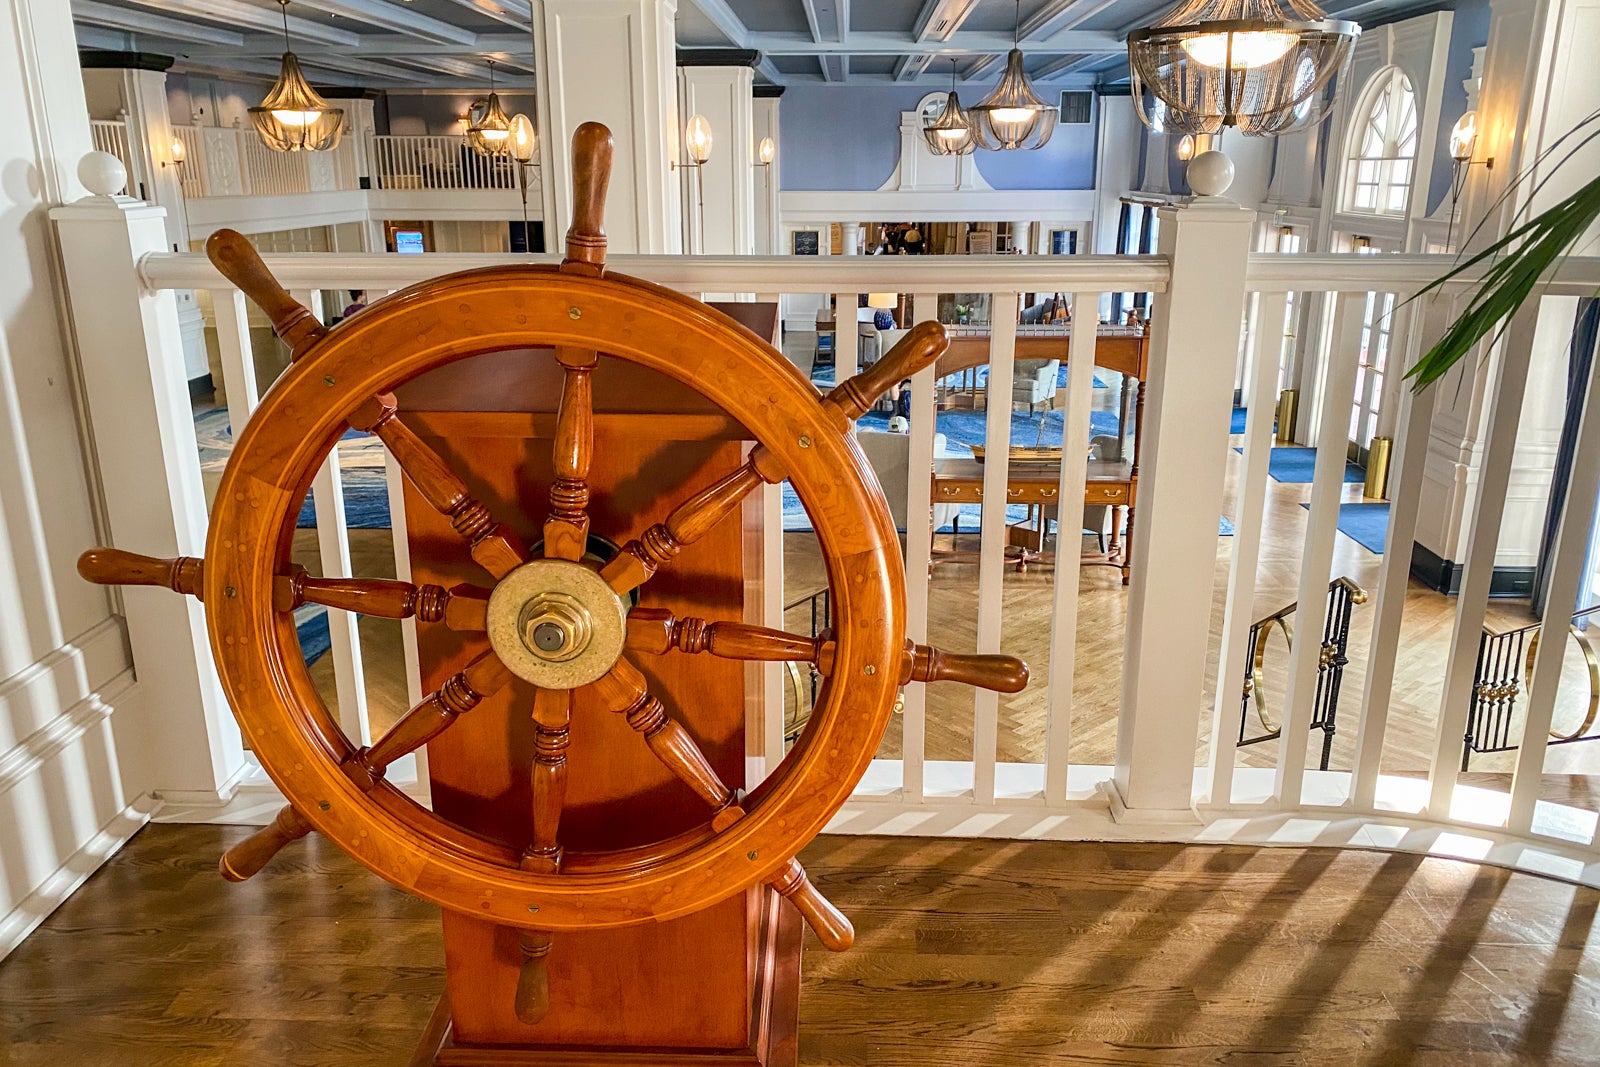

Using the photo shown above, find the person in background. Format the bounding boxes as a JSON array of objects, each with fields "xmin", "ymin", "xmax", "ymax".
[{"xmin": 342, "ymin": 289, "xmax": 367, "ymax": 319}]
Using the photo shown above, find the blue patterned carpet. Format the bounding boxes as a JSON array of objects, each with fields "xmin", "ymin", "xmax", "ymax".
[{"xmin": 1300, "ymin": 501, "xmax": 1390, "ymax": 554}]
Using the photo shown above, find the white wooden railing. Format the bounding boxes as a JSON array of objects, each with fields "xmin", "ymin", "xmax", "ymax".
[
  {"xmin": 51, "ymin": 190, "xmax": 1600, "ymax": 888},
  {"xmin": 369, "ymin": 134, "xmax": 529, "ymax": 190},
  {"xmin": 89, "ymin": 117, "xmax": 135, "ymax": 182},
  {"xmin": 169, "ymin": 124, "xmax": 360, "ymax": 199}
]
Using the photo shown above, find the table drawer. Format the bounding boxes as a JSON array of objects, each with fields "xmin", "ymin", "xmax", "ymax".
[{"xmin": 1084, "ymin": 482, "xmax": 1130, "ymax": 505}]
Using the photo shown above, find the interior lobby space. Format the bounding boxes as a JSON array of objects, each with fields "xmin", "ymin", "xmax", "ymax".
[{"xmin": 5, "ymin": 0, "xmax": 1600, "ymax": 1063}]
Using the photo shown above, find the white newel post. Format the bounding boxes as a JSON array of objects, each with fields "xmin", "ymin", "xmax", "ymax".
[
  {"xmin": 51, "ymin": 190, "xmax": 245, "ymax": 805},
  {"xmin": 1114, "ymin": 197, "xmax": 1254, "ymax": 814}
]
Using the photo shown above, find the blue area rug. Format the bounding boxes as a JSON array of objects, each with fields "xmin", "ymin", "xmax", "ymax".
[
  {"xmin": 1231, "ymin": 407, "xmax": 1248, "ymax": 434},
  {"xmin": 1300, "ymin": 501, "xmax": 1390, "ymax": 554},
  {"xmin": 1234, "ymin": 446, "xmax": 1365, "ymax": 485},
  {"xmin": 295, "ymin": 605, "xmax": 331, "ymax": 666},
  {"xmin": 807, "ymin": 364, "xmax": 1109, "ymax": 390}
]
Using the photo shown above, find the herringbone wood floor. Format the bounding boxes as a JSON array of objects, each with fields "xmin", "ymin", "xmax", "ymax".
[{"xmin": 2, "ymin": 823, "xmax": 1597, "ymax": 1066}]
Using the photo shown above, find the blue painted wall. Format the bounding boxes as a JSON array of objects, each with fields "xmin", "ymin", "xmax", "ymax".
[
  {"xmin": 779, "ymin": 84, "xmax": 1098, "ymax": 192},
  {"xmin": 1425, "ymin": 0, "xmax": 1492, "ymax": 215}
]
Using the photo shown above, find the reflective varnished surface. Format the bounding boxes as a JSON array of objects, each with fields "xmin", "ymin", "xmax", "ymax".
[{"xmin": 3, "ymin": 824, "xmax": 1597, "ymax": 1065}]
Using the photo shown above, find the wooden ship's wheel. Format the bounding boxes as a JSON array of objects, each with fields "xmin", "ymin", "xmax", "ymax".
[{"xmin": 78, "ymin": 123, "xmax": 1026, "ymax": 1064}]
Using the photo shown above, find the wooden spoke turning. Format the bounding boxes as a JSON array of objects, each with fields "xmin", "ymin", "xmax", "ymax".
[
  {"xmin": 819, "ymin": 321, "xmax": 948, "ymax": 426},
  {"xmin": 78, "ymin": 548, "xmax": 204, "ymax": 598},
  {"xmin": 588, "ymin": 659, "xmax": 734, "ymax": 811},
  {"xmin": 346, "ymin": 649, "xmax": 514, "ymax": 791},
  {"xmin": 218, "ymin": 803, "xmax": 313, "ymax": 882},
  {"xmin": 515, "ymin": 686, "xmax": 572, "ymax": 1024},
  {"xmin": 626, "ymin": 610, "xmax": 1029, "ymax": 693},
  {"xmin": 275, "ymin": 569, "xmax": 489, "ymax": 630},
  {"xmin": 544, "ymin": 348, "xmax": 598, "ymax": 562},
  {"xmin": 559, "ymin": 122, "xmax": 612, "ymax": 277},
  {"xmin": 205, "ymin": 230, "xmax": 327, "ymax": 355},
  {"xmin": 347, "ymin": 394, "xmax": 527, "ymax": 579},
  {"xmin": 768, "ymin": 857, "xmax": 854, "ymax": 951}
]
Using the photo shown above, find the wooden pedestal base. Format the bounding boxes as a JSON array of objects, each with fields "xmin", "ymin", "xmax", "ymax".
[{"xmin": 409, "ymin": 890, "xmax": 802, "ymax": 1067}]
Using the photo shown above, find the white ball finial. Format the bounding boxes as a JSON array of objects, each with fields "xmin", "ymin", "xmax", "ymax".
[
  {"xmin": 78, "ymin": 151, "xmax": 127, "ymax": 198},
  {"xmin": 1186, "ymin": 149, "xmax": 1235, "ymax": 197}
]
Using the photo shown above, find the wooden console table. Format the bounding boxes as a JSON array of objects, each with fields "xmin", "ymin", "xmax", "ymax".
[
  {"xmin": 931, "ymin": 458, "xmax": 1135, "ymax": 580},
  {"xmin": 929, "ymin": 325, "xmax": 1149, "ymax": 584}
]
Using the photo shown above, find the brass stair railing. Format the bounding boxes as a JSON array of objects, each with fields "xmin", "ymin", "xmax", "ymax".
[{"xmin": 1461, "ymin": 605, "xmax": 1600, "ymax": 770}]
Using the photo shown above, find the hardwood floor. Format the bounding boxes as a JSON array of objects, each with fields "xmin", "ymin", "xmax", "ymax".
[{"xmin": 3, "ymin": 824, "xmax": 1597, "ymax": 1065}]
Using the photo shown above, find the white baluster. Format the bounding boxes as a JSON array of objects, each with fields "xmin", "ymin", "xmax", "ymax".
[
  {"xmin": 900, "ymin": 291, "xmax": 939, "ymax": 803},
  {"xmin": 1043, "ymin": 293, "xmax": 1101, "ymax": 803},
  {"xmin": 1426, "ymin": 304, "xmax": 1541, "ymax": 819},
  {"xmin": 973, "ymin": 291, "xmax": 1017, "ymax": 804},
  {"xmin": 1203, "ymin": 288, "xmax": 1287, "ymax": 807}
]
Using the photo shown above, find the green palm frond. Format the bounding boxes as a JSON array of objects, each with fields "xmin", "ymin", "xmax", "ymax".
[{"xmin": 1405, "ymin": 151, "xmax": 1600, "ymax": 392}]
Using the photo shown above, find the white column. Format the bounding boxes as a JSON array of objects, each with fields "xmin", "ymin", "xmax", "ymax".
[
  {"xmin": 1114, "ymin": 197, "xmax": 1255, "ymax": 813},
  {"xmin": 839, "ymin": 221, "xmax": 860, "ymax": 255},
  {"xmin": 678, "ymin": 64, "xmax": 756, "ymax": 256},
  {"xmin": 532, "ymin": 0, "xmax": 681, "ymax": 254},
  {"xmin": 53, "ymin": 192, "xmax": 245, "ymax": 803},
  {"xmin": 753, "ymin": 92, "xmax": 781, "ymax": 255}
]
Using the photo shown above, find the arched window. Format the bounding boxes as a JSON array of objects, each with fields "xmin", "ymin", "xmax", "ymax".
[{"xmin": 1344, "ymin": 68, "xmax": 1418, "ymax": 215}]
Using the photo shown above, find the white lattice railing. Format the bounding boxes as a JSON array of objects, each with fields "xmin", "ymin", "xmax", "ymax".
[
  {"xmin": 369, "ymin": 134, "xmax": 532, "ymax": 191},
  {"xmin": 89, "ymin": 117, "xmax": 135, "ymax": 185},
  {"xmin": 50, "ymin": 191, "xmax": 1600, "ymax": 887},
  {"xmin": 169, "ymin": 124, "xmax": 360, "ymax": 198}
]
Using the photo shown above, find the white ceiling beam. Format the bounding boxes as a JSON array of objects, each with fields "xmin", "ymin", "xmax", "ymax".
[
  {"xmin": 963, "ymin": 54, "xmax": 1001, "ymax": 79},
  {"xmin": 1032, "ymin": 54, "xmax": 1101, "ymax": 80},
  {"xmin": 72, "ymin": 0, "xmax": 245, "ymax": 47},
  {"xmin": 799, "ymin": 0, "xmax": 847, "ymax": 43},
  {"xmin": 434, "ymin": 0, "xmax": 531, "ymax": 31},
  {"xmin": 818, "ymin": 54, "xmax": 847, "ymax": 82},
  {"xmin": 286, "ymin": 0, "xmax": 478, "ymax": 44},
  {"xmin": 74, "ymin": 23, "xmax": 131, "ymax": 50},
  {"xmin": 117, "ymin": 0, "xmax": 362, "ymax": 47},
  {"xmin": 681, "ymin": 0, "xmax": 750, "ymax": 46},
  {"xmin": 389, "ymin": 55, "xmax": 498, "ymax": 80},
  {"xmin": 757, "ymin": 56, "xmax": 784, "ymax": 84},
  {"xmin": 893, "ymin": 53, "xmax": 938, "ymax": 81},
  {"xmin": 1020, "ymin": 0, "xmax": 1082, "ymax": 39},
  {"xmin": 750, "ymin": 30, "xmax": 1124, "ymax": 55},
  {"xmin": 911, "ymin": 0, "xmax": 983, "ymax": 43}
]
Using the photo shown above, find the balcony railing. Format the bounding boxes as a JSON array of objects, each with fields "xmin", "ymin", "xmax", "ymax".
[
  {"xmin": 49, "ymin": 192, "xmax": 1600, "ymax": 889},
  {"xmin": 369, "ymin": 134, "xmax": 532, "ymax": 191},
  {"xmin": 170, "ymin": 124, "xmax": 361, "ymax": 198}
]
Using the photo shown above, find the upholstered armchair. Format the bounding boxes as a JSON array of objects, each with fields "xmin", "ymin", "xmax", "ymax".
[
  {"xmin": 856, "ymin": 429, "xmax": 959, "ymax": 533},
  {"xmin": 1013, "ymin": 358, "xmax": 1059, "ymax": 414}
]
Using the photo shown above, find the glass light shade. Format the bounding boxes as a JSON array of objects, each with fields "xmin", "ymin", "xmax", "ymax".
[
  {"xmin": 922, "ymin": 90, "xmax": 977, "ymax": 156},
  {"xmin": 867, "ymin": 292, "xmax": 898, "ymax": 309},
  {"xmin": 249, "ymin": 52, "xmax": 343, "ymax": 153},
  {"xmin": 758, "ymin": 136, "xmax": 776, "ymax": 164},
  {"xmin": 466, "ymin": 91, "xmax": 513, "ymax": 156},
  {"xmin": 509, "ymin": 113, "xmax": 538, "ymax": 164},
  {"xmin": 970, "ymin": 49, "xmax": 1057, "ymax": 151},
  {"xmin": 685, "ymin": 114, "xmax": 713, "ymax": 164},
  {"xmin": 1177, "ymin": 134, "xmax": 1196, "ymax": 160},
  {"xmin": 1450, "ymin": 110, "xmax": 1478, "ymax": 162},
  {"xmin": 170, "ymin": 136, "xmax": 185, "ymax": 163},
  {"xmin": 1127, "ymin": 0, "xmax": 1358, "ymax": 137},
  {"xmin": 1180, "ymin": 29, "xmax": 1297, "ymax": 68}
]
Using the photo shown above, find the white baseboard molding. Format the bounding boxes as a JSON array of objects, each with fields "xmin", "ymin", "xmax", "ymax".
[
  {"xmin": 154, "ymin": 752, "xmax": 431, "ymax": 825},
  {"xmin": 0, "ymin": 796, "xmax": 157, "ymax": 962}
]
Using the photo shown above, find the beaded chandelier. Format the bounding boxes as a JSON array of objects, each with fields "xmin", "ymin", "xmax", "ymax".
[
  {"xmin": 923, "ymin": 60, "xmax": 977, "ymax": 156},
  {"xmin": 249, "ymin": 1, "xmax": 343, "ymax": 153}
]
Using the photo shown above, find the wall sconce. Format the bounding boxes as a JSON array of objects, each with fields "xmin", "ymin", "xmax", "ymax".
[
  {"xmin": 756, "ymin": 135, "xmax": 775, "ymax": 191},
  {"xmin": 1351, "ymin": 235, "xmax": 1372, "ymax": 253},
  {"xmin": 1449, "ymin": 109, "xmax": 1493, "ymax": 203},
  {"xmin": 671, "ymin": 113, "xmax": 714, "ymax": 247},
  {"xmin": 508, "ymin": 113, "xmax": 538, "ymax": 250},
  {"xmin": 165, "ymin": 135, "xmax": 186, "ymax": 168},
  {"xmin": 1177, "ymin": 134, "xmax": 1195, "ymax": 161}
]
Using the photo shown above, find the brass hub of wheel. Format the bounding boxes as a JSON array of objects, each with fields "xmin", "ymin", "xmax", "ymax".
[{"xmin": 488, "ymin": 558, "xmax": 627, "ymax": 688}]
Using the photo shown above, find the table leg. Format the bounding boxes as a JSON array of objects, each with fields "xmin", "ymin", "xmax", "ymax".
[{"xmin": 1122, "ymin": 505, "xmax": 1134, "ymax": 585}]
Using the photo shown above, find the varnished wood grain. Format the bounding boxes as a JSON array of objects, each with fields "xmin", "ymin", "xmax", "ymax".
[{"xmin": 6, "ymin": 824, "xmax": 1598, "ymax": 1066}]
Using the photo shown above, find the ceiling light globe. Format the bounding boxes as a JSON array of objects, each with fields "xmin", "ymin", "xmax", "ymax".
[{"xmin": 1180, "ymin": 30, "xmax": 1296, "ymax": 68}]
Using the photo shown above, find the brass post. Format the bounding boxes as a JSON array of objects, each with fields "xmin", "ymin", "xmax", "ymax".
[
  {"xmin": 1364, "ymin": 435, "xmax": 1392, "ymax": 499},
  {"xmin": 1275, "ymin": 388, "xmax": 1299, "ymax": 444}
]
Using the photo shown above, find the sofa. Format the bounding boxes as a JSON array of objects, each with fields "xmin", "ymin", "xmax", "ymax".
[{"xmin": 856, "ymin": 429, "xmax": 959, "ymax": 532}]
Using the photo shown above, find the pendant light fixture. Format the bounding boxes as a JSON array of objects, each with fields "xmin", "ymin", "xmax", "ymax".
[
  {"xmin": 922, "ymin": 59, "xmax": 977, "ymax": 156},
  {"xmin": 1127, "ymin": 0, "xmax": 1358, "ymax": 137},
  {"xmin": 466, "ymin": 59, "xmax": 513, "ymax": 156},
  {"xmin": 969, "ymin": 0, "xmax": 1057, "ymax": 151},
  {"xmin": 249, "ymin": 0, "xmax": 344, "ymax": 153}
]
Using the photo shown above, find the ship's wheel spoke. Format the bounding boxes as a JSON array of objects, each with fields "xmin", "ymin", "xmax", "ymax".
[
  {"xmin": 586, "ymin": 658, "xmax": 734, "ymax": 812},
  {"xmin": 348, "ymin": 393, "xmax": 527, "ymax": 579},
  {"xmin": 515, "ymin": 685, "xmax": 572, "ymax": 1024},
  {"xmin": 347, "ymin": 648, "xmax": 514, "ymax": 789},
  {"xmin": 625, "ymin": 609, "xmax": 1028, "ymax": 693},
  {"xmin": 276, "ymin": 570, "xmax": 490, "ymax": 630},
  {"xmin": 544, "ymin": 349, "xmax": 598, "ymax": 562}
]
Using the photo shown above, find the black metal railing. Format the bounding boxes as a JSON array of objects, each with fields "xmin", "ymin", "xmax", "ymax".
[
  {"xmin": 1462, "ymin": 605, "xmax": 1600, "ymax": 770},
  {"xmin": 1237, "ymin": 577, "xmax": 1368, "ymax": 770}
]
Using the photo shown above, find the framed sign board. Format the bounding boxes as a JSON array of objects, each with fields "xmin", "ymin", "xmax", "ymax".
[{"xmin": 793, "ymin": 230, "xmax": 820, "ymax": 255}]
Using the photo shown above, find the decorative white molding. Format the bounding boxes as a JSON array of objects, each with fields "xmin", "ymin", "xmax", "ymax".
[
  {"xmin": 782, "ymin": 188, "xmax": 1093, "ymax": 225},
  {"xmin": 876, "ymin": 93, "xmax": 992, "ymax": 194}
]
